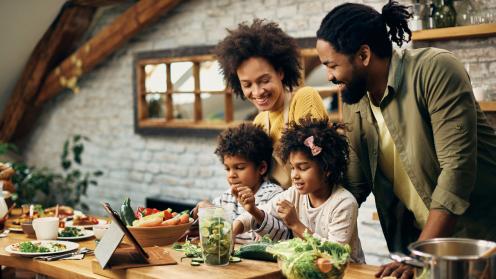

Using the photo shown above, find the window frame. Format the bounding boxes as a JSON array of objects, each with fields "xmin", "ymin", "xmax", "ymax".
[{"xmin": 133, "ymin": 38, "xmax": 341, "ymax": 136}]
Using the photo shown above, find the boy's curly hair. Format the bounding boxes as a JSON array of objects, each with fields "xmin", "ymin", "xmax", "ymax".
[
  {"xmin": 215, "ymin": 123, "xmax": 273, "ymax": 176},
  {"xmin": 279, "ymin": 117, "xmax": 349, "ymax": 187},
  {"xmin": 214, "ymin": 19, "xmax": 301, "ymax": 99}
]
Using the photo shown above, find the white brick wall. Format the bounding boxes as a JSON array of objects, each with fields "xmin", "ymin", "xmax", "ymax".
[{"xmin": 20, "ymin": 0, "xmax": 496, "ymax": 265}]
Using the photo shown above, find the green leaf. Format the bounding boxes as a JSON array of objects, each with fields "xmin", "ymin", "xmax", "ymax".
[
  {"xmin": 62, "ymin": 160, "xmax": 71, "ymax": 170},
  {"xmin": 93, "ymin": 170, "xmax": 103, "ymax": 176}
]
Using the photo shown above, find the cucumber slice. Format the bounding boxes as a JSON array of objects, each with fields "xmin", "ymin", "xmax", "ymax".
[
  {"xmin": 190, "ymin": 261, "xmax": 201, "ymax": 266},
  {"xmin": 230, "ymin": 256, "xmax": 242, "ymax": 263}
]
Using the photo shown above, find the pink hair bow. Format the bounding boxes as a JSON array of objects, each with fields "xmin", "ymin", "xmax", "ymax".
[{"xmin": 303, "ymin": 136, "xmax": 322, "ymax": 156}]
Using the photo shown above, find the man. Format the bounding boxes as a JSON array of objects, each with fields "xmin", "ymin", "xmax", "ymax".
[{"xmin": 316, "ymin": 1, "xmax": 496, "ymax": 278}]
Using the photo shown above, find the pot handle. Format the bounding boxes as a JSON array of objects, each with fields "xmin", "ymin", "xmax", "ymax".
[{"xmin": 390, "ymin": 252, "xmax": 425, "ymax": 268}]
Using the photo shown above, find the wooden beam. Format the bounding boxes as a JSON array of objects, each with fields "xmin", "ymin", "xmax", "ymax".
[
  {"xmin": 193, "ymin": 62, "xmax": 202, "ymax": 122},
  {"xmin": 70, "ymin": 0, "xmax": 128, "ymax": 7},
  {"xmin": 35, "ymin": 0, "xmax": 183, "ymax": 106},
  {"xmin": 0, "ymin": 5, "xmax": 96, "ymax": 142}
]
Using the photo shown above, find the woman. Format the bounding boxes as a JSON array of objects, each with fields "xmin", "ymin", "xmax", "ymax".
[{"xmin": 215, "ymin": 19, "xmax": 327, "ymax": 188}]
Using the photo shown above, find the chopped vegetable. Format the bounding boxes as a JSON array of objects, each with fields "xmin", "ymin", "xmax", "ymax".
[
  {"xmin": 316, "ymin": 258, "xmax": 333, "ymax": 273},
  {"xmin": 120, "ymin": 198, "xmax": 137, "ymax": 226},
  {"xmin": 17, "ymin": 241, "xmax": 67, "ymax": 253},
  {"xmin": 267, "ymin": 232, "xmax": 350, "ymax": 279},
  {"xmin": 173, "ymin": 240, "xmax": 203, "ymax": 258},
  {"xmin": 58, "ymin": 227, "xmax": 84, "ymax": 237},
  {"xmin": 200, "ymin": 215, "xmax": 232, "ymax": 265}
]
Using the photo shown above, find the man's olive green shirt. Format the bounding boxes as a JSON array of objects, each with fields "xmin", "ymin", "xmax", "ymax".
[{"xmin": 343, "ymin": 47, "xmax": 496, "ymax": 252}]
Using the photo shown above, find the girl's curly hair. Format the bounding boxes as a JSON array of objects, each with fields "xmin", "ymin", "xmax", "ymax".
[
  {"xmin": 215, "ymin": 123, "xmax": 273, "ymax": 176},
  {"xmin": 279, "ymin": 117, "xmax": 349, "ymax": 187},
  {"xmin": 214, "ymin": 19, "xmax": 301, "ymax": 99}
]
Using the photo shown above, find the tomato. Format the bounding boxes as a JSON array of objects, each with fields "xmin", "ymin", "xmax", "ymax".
[
  {"xmin": 316, "ymin": 258, "xmax": 333, "ymax": 273},
  {"xmin": 163, "ymin": 210, "xmax": 173, "ymax": 220},
  {"xmin": 135, "ymin": 206, "xmax": 145, "ymax": 219}
]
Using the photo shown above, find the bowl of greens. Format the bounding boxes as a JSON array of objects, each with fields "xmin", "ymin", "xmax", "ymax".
[
  {"xmin": 198, "ymin": 207, "xmax": 232, "ymax": 266},
  {"xmin": 267, "ymin": 233, "xmax": 351, "ymax": 279}
]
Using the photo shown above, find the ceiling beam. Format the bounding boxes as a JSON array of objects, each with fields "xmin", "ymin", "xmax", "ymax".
[
  {"xmin": 70, "ymin": 0, "xmax": 129, "ymax": 7},
  {"xmin": 35, "ymin": 0, "xmax": 183, "ymax": 106},
  {"xmin": 0, "ymin": 5, "xmax": 96, "ymax": 142}
]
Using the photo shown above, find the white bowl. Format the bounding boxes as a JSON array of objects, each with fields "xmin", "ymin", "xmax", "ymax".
[{"xmin": 93, "ymin": 224, "xmax": 110, "ymax": 240}]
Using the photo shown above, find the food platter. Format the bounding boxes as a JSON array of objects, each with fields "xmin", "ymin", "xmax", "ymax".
[
  {"xmin": 57, "ymin": 227, "xmax": 94, "ymax": 240},
  {"xmin": 65, "ymin": 219, "xmax": 108, "ymax": 229},
  {"xmin": 5, "ymin": 240, "xmax": 79, "ymax": 257}
]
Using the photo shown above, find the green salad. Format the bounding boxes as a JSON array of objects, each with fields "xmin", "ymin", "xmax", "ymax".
[
  {"xmin": 58, "ymin": 227, "xmax": 84, "ymax": 237},
  {"xmin": 17, "ymin": 241, "xmax": 67, "ymax": 253},
  {"xmin": 267, "ymin": 232, "xmax": 351, "ymax": 279}
]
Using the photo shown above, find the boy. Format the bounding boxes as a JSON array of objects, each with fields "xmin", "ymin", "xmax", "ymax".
[{"xmin": 193, "ymin": 123, "xmax": 283, "ymax": 243}]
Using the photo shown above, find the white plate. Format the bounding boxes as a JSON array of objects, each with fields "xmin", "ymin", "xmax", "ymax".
[
  {"xmin": 65, "ymin": 219, "xmax": 108, "ymax": 229},
  {"xmin": 5, "ymin": 240, "xmax": 79, "ymax": 257},
  {"xmin": 7, "ymin": 226, "xmax": 23, "ymax": 232},
  {"xmin": 57, "ymin": 228, "xmax": 94, "ymax": 240}
]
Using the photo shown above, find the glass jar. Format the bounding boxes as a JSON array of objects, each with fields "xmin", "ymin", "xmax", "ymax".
[
  {"xmin": 198, "ymin": 207, "xmax": 232, "ymax": 266},
  {"xmin": 433, "ymin": 0, "xmax": 457, "ymax": 28}
]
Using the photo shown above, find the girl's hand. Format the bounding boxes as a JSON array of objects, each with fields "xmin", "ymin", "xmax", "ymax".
[
  {"xmin": 276, "ymin": 200, "xmax": 310, "ymax": 237},
  {"xmin": 276, "ymin": 200, "xmax": 300, "ymax": 228},
  {"xmin": 234, "ymin": 186, "xmax": 257, "ymax": 213}
]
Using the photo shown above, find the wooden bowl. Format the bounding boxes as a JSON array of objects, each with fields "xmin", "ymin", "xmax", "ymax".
[{"xmin": 127, "ymin": 220, "xmax": 193, "ymax": 247}]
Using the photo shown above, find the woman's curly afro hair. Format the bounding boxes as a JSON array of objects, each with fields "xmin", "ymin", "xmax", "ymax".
[
  {"xmin": 215, "ymin": 123, "xmax": 273, "ymax": 176},
  {"xmin": 214, "ymin": 19, "xmax": 301, "ymax": 99},
  {"xmin": 279, "ymin": 117, "xmax": 349, "ymax": 187}
]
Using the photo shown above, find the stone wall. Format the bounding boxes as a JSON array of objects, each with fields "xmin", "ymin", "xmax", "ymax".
[{"xmin": 21, "ymin": 0, "xmax": 495, "ymax": 265}]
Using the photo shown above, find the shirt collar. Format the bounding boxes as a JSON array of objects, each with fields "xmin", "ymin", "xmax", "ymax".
[{"xmin": 386, "ymin": 48, "xmax": 405, "ymax": 95}]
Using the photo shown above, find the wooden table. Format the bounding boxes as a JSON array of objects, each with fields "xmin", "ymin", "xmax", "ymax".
[{"xmin": 1, "ymin": 232, "xmax": 378, "ymax": 278}]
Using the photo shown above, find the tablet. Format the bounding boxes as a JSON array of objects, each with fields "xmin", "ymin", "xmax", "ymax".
[{"xmin": 101, "ymin": 202, "xmax": 149, "ymax": 259}]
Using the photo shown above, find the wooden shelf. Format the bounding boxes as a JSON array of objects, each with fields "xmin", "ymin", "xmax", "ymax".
[
  {"xmin": 412, "ymin": 23, "xmax": 496, "ymax": 41},
  {"xmin": 480, "ymin": 101, "xmax": 496, "ymax": 112}
]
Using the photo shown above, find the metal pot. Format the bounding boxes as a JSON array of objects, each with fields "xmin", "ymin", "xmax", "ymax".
[{"xmin": 391, "ymin": 238, "xmax": 496, "ymax": 279}]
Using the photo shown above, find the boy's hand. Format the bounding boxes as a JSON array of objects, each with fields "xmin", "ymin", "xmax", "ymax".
[
  {"xmin": 233, "ymin": 186, "xmax": 257, "ymax": 213},
  {"xmin": 192, "ymin": 200, "xmax": 213, "ymax": 219},
  {"xmin": 232, "ymin": 220, "xmax": 244, "ymax": 246},
  {"xmin": 276, "ymin": 200, "xmax": 301, "ymax": 229}
]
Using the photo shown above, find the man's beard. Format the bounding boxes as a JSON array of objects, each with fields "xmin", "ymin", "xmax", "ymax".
[{"xmin": 333, "ymin": 69, "xmax": 367, "ymax": 105}]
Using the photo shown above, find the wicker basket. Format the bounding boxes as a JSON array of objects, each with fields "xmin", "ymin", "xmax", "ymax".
[{"xmin": 127, "ymin": 220, "xmax": 193, "ymax": 247}]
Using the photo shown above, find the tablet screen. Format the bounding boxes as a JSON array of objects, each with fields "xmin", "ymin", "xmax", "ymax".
[{"xmin": 102, "ymin": 202, "xmax": 149, "ymax": 259}]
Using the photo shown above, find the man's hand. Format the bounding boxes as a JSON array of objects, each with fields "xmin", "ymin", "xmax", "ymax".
[{"xmin": 375, "ymin": 262, "xmax": 414, "ymax": 279}]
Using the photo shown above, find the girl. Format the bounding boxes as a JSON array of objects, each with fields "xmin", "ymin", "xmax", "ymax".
[
  {"xmin": 215, "ymin": 19, "xmax": 328, "ymax": 188},
  {"xmin": 232, "ymin": 117, "xmax": 364, "ymax": 263}
]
